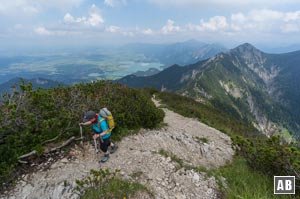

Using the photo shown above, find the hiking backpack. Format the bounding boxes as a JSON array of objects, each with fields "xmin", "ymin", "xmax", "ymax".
[{"xmin": 99, "ymin": 108, "xmax": 115, "ymax": 132}]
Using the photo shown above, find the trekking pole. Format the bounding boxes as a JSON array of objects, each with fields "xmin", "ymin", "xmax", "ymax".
[
  {"xmin": 80, "ymin": 125, "xmax": 83, "ymax": 140},
  {"xmin": 79, "ymin": 125, "xmax": 83, "ymax": 145},
  {"xmin": 94, "ymin": 138, "xmax": 99, "ymax": 153}
]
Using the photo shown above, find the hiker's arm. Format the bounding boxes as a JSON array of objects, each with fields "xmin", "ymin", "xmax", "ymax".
[
  {"xmin": 79, "ymin": 121, "xmax": 92, "ymax": 126},
  {"xmin": 93, "ymin": 130, "xmax": 109, "ymax": 139},
  {"xmin": 100, "ymin": 130, "xmax": 109, "ymax": 136}
]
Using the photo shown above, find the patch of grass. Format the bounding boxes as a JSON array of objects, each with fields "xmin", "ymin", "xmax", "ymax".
[
  {"xmin": 278, "ymin": 127, "xmax": 294, "ymax": 143},
  {"xmin": 213, "ymin": 156, "xmax": 294, "ymax": 199},
  {"xmin": 158, "ymin": 104, "xmax": 168, "ymax": 109},
  {"xmin": 154, "ymin": 122, "xmax": 168, "ymax": 130},
  {"xmin": 82, "ymin": 178, "xmax": 151, "ymax": 199},
  {"xmin": 77, "ymin": 169, "xmax": 153, "ymax": 199},
  {"xmin": 129, "ymin": 171, "xmax": 143, "ymax": 179},
  {"xmin": 193, "ymin": 136, "xmax": 209, "ymax": 144},
  {"xmin": 159, "ymin": 149, "xmax": 184, "ymax": 168},
  {"xmin": 159, "ymin": 148, "xmax": 213, "ymax": 174}
]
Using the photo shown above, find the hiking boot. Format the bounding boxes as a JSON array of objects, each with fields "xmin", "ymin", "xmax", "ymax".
[
  {"xmin": 100, "ymin": 154, "xmax": 109, "ymax": 163},
  {"xmin": 110, "ymin": 145, "xmax": 118, "ymax": 154}
]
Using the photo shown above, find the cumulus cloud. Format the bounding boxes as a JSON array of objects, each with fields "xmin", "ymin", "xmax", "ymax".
[
  {"xmin": 181, "ymin": 8, "xmax": 300, "ymax": 42},
  {"xmin": 230, "ymin": 9, "xmax": 300, "ymax": 33},
  {"xmin": 171, "ymin": 9, "xmax": 300, "ymax": 36},
  {"xmin": 161, "ymin": 20, "xmax": 181, "ymax": 34},
  {"xmin": 186, "ymin": 16, "xmax": 228, "ymax": 32},
  {"xmin": 63, "ymin": 4, "xmax": 104, "ymax": 27},
  {"xmin": 64, "ymin": 13, "xmax": 75, "ymax": 23},
  {"xmin": 88, "ymin": 13, "xmax": 104, "ymax": 26},
  {"xmin": 199, "ymin": 16, "xmax": 228, "ymax": 31}
]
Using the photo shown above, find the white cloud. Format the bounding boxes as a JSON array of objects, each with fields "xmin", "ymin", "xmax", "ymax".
[
  {"xmin": 148, "ymin": 0, "xmax": 300, "ymax": 7},
  {"xmin": 249, "ymin": 9, "xmax": 283, "ymax": 22},
  {"xmin": 34, "ymin": 26, "xmax": 68, "ymax": 36},
  {"xmin": 63, "ymin": 4, "xmax": 104, "ymax": 27},
  {"xmin": 161, "ymin": 20, "xmax": 181, "ymax": 34},
  {"xmin": 142, "ymin": 28, "xmax": 154, "ymax": 35},
  {"xmin": 199, "ymin": 16, "xmax": 228, "ymax": 31},
  {"xmin": 104, "ymin": 0, "xmax": 114, "ymax": 7},
  {"xmin": 64, "ymin": 13, "xmax": 75, "ymax": 23},
  {"xmin": 186, "ymin": 16, "xmax": 228, "ymax": 32},
  {"xmin": 104, "ymin": 0, "xmax": 127, "ymax": 7},
  {"xmin": 88, "ymin": 13, "xmax": 104, "ymax": 26},
  {"xmin": 182, "ymin": 9, "xmax": 300, "ymax": 42},
  {"xmin": 0, "ymin": 0, "xmax": 84, "ymax": 16},
  {"xmin": 284, "ymin": 11, "xmax": 300, "ymax": 22},
  {"xmin": 230, "ymin": 13, "xmax": 246, "ymax": 31},
  {"xmin": 106, "ymin": 25, "xmax": 121, "ymax": 33},
  {"xmin": 0, "ymin": 1, "xmax": 40, "ymax": 16},
  {"xmin": 34, "ymin": 27, "xmax": 53, "ymax": 36},
  {"xmin": 229, "ymin": 9, "xmax": 300, "ymax": 33}
]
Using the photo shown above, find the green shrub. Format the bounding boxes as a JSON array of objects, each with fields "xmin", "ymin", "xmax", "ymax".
[
  {"xmin": 233, "ymin": 135, "xmax": 300, "ymax": 195},
  {"xmin": 0, "ymin": 80, "xmax": 164, "ymax": 187}
]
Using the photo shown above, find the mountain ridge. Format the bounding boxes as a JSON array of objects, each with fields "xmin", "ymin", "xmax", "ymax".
[
  {"xmin": 0, "ymin": 77, "xmax": 64, "ymax": 95},
  {"xmin": 124, "ymin": 40, "xmax": 227, "ymax": 68},
  {"xmin": 118, "ymin": 43, "xmax": 300, "ymax": 139}
]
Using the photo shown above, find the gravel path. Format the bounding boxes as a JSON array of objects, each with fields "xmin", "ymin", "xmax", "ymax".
[{"xmin": 3, "ymin": 98, "xmax": 234, "ymax": 199}]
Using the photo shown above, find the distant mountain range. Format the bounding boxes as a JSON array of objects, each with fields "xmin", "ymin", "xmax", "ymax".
[
  {"xmin": 119, "ymin": 43, "xmax": 300, "ymax": 140},
  {"xmin": 132, "ymin": 68, "xmax": 161, "ymax": 77},
  {"xmin": 0, "ymin": 77, "xmax": 64, "ymax": 95},
  {"xmin": 124, "ymin": 39, "xmax": 227, "ymax": 68}
]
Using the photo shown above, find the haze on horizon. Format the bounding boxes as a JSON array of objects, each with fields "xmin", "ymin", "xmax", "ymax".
[{"xmin": 1, "ymin": 0, "xmax": 300, "ymax": 52}]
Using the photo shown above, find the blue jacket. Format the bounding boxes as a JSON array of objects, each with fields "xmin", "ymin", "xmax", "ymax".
[{"xmin": 92, "ymin": 115, "xmax": 111, "ymax": 139}]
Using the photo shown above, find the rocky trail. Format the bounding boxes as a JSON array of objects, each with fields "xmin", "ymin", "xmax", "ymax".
[{"xmin": 2, "ymin": 98, "xmax": 234, "ymax": 199}]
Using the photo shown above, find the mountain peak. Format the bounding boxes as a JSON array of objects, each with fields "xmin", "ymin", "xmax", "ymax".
[
  {"xmin": 230, "ymin": 43, "xmax": 265, "ymax": 58},
  {"xmin": 232, "ymin": 43, "xmax": 261, "ymax": 53}
]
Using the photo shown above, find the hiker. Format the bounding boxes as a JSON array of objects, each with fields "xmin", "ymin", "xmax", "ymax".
[{"xmin": 79, "ymin": 110, "xmax": 117, "ymax": 163}]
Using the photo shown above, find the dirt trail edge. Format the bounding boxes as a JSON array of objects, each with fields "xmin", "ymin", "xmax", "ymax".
[{"xmin": 3, "ymin": 98, "xmax": 234, "ymax": 199}]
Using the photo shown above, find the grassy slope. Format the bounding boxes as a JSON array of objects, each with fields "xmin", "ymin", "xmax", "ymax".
[{"xmin": 153, "ymin": 90, "xmax": 297, "ymax": 199}]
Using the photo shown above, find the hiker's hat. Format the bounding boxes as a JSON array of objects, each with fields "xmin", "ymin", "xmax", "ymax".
[{"xmin": 83, "ymin": 111, "xmax": 96, "ymax": 122}]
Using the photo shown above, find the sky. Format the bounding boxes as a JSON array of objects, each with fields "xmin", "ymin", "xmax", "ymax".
[{"xmin": 1, "ymin": 0, "xmax": 300, "ymax": 51}]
